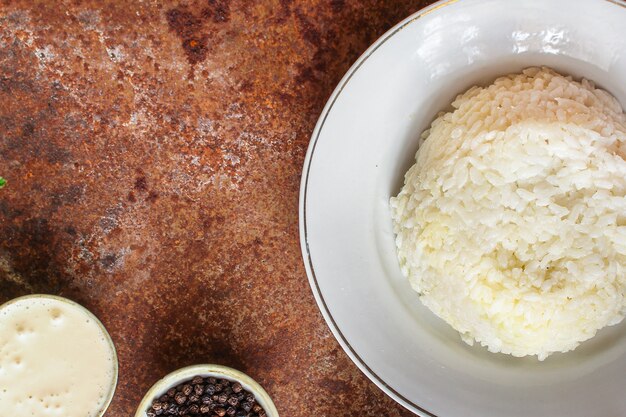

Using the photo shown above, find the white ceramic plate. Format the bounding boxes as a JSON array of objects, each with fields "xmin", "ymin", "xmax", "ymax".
[{"xmin": 299, "ymin": 0, "xmax": 626, "ymax": 416}]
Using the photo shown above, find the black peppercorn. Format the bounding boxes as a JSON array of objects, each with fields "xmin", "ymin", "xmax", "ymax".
[
  {"xmin": 192, "ymin": 376, "xmax": 204, "ymax": 385},
  {"xmin": 215, "ymin": 407, "xmax": 226, "ymax": 417},
  {"xmin": 147, "ymin": 411, "xmax": 156, "ymax": 417},
  {"xmin": 201, "ymin": 395, "xmax": 213, "ymax": 404},
  {"xmin": 218, "ymin": 393, "xmax": 228, "ymax": 404},
  {"xmin": 252, "ymin": 404, "xmax": 262, "ymax": 413},
  {"xmin": 226, "ymin": 406, "xmax": 236, "ymax": 416},
  {"xmin": 241, "ymin": 402, "xmax": 252, "ymax": 412},
  {"xmin": 189, "ymin": 394, "xmax": 200, "ymax": 403},
  {"xmin": 227, "ymin": 396, "xmax": 238, "ymax": 407},
  {"xmin": 188, "ymin": 404, "xmax": 199, "ymax": 414},
  {"xmin": 194, "ymin": 384, "xmax": 204, "ymax": 395},
  {"xmin": 182, "ymin": 384, "xmax": 193, "ymax": 396},
  {"xmin": 167, "ymin": 403, "xmax": 179, "ymax": 415},
  {"xmin": 205, "ymin": 384, "xmax": 216, "ymax": 395},
  {"xmin": 174, "ymin": 392, "xmax": 187, "ymax": 405},
  {"xmin": 200, "ymin": 404, "xmax": 211, "ymax": 414},
  {"xmin": 167, "ymin": 388, "xmax": 177, "ymax": 397}
]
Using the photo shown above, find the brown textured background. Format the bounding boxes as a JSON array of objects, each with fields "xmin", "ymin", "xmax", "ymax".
[{"xmin": 0, "ymin": 1, "xmax": 435, "ymax": 416}]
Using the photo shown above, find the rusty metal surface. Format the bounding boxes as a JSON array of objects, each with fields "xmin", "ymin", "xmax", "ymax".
[{"xmin": 0, "ymin": 1, "xmax": 435, "ymax": 416}]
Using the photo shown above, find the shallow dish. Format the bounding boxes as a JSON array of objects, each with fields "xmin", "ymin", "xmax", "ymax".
[
  {"xmin": 134, "ymin": 364, "xmax": 279, "ymax": 417},
  {"xmin": 299, "ymin": 0, "xmax": 626, "ymax": 416},
  {"xmin": 0, "ymin": 294, "xmax": 118, "ymax": 417}
]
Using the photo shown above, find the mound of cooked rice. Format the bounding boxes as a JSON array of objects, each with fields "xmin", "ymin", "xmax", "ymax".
[{"xmin": 390, "ymin": 67, "xmax": 626, "ymax": 360}]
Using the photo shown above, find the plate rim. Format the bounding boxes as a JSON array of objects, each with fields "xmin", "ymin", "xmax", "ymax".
[
  {"xmin": 298, "ymin": 0, "xmax": 626, "ymax": 415},
  {"xmin": 299, "ymin": 1, "xmax": 456, "ymax": 414}
]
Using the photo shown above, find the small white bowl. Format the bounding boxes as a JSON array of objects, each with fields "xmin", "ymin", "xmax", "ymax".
[
  {"xmin": 0, "ymin": 294, "xmax": 118, "ymax": 417},
  {"xmin": 134, "ymin": 364, "xmax": 279, "ymax": 417}
]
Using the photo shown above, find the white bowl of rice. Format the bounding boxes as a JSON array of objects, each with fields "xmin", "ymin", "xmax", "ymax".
[{"xmin": 300, "ymin": 0, "xmax": 626, "ymax": 416}]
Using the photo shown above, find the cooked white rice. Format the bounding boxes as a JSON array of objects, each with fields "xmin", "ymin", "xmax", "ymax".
[{"xmin": 390, "ymin": 67, "xmax": 626, "ymax": 360}]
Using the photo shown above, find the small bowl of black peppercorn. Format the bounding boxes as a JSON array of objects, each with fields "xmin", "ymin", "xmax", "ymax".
[{"xmin": 135, "ymin": 364, "xmax": 279, "ymax": 417}]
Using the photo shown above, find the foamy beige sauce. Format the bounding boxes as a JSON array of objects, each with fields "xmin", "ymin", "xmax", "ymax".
[{"xmin": 0, "ymin": 296, "xmax": 116, "ymax": 417}]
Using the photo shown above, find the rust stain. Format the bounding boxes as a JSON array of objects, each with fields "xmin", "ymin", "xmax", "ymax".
[
  {"xmin": 204, "ymin": 0, "xmax": 230, "ymax": 23},
  {"xmin": 165, "ymin": 0, "xmax": 231, "ymax": 67},
  {"xmin": 330, "ymin": 0, "xmax": 346, "ymax": 13},
  {"xmin": 0, "ymin": 1, "xmax": 436, "ymax": 417},
  {"xmin": 134, "ymin": 176, "xmax": 149, "ymax": 192},
  {"xmin": 165, "ymin": 5, "xmax": 210, "ymax": 66}
]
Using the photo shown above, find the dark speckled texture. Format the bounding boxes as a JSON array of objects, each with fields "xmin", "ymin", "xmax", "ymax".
[{"xmin": 0, "ymin": 1, "xmax": 435, "ymax": 416}]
